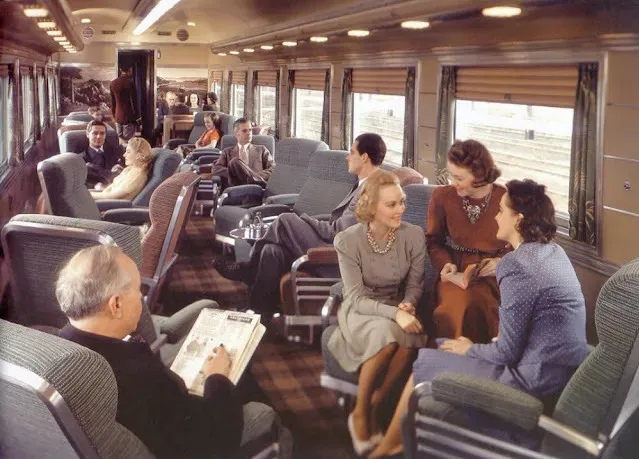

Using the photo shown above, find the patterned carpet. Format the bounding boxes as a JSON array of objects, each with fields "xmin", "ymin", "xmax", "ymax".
[{"xmin": 160, "ymin": 217, "xmax": 357, "ymax": 459}]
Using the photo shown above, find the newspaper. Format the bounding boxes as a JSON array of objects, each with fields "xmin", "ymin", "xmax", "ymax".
[{"xmin": 170, "ymin": 309, "xmax": 266, "ymax": 395}]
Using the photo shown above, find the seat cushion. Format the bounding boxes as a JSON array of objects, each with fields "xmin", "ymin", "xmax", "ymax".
[{"xmin": 321, "ymin": 325, "xmax": 359, "ymax": 384}]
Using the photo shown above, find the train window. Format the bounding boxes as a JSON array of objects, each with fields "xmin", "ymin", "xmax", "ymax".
[
  {"xmin": 48, "ymin": 72, "xmax": 57, "ymax": 121},
  {"xmin": 256, "ymin": 86, "xmax": 276, "ymax": 130},
  {"xmin": 38, "ymin": 71, "xmax": 46, "ymax": 130},
  {"xmin": 210, "ymin": 70, "xmax": 222, "ymax": 97},
  {"xmin": 0, "ymin": 74, "xmax": 12, "ymax": 168},
  {"xmin": 21, "ymin": 73, "xmax": 34, "ymax": 150},
  {"xmin": 455, "ymin": 100, "xmax": 574, "ymax": 218},
  {"xmin": 292, "ymin": 88, "xmax": 323, "ymax": 141},
  {"xmin": 230, "ymin": 84, "xmax": 245, "ymax": 118},
  {"xmin": 352, "ymin": 93, "xmax": 406, "ymax": 167}
]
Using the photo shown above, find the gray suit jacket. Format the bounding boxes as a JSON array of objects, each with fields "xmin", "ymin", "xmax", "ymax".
[
  {"xmin": 300, "ymin": 183, "xmax": 361, "ymax": 243},
  {"xmin": 212, "ymin": 144, "xmax": 275, "ymax": 181}
]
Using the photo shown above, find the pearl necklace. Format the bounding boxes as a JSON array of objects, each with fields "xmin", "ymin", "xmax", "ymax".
[{"xmin": 367, "ymin": 228, "xmax": 397, "ymax": 254}]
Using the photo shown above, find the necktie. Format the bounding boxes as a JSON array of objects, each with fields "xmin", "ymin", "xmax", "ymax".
[{"xmin": 240, "ymin": 146, "xmax": 248, "ymax": 163}]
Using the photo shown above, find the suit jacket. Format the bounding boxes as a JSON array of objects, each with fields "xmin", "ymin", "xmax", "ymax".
[
  {"xmin": 82, "ymin": 145, "xmax": 119, "ymax": 186},
  {"xmin": 110, "ymin": 75, "xmax": 139, "ymax": 124},
  {"xmin": 157, "ymin": 101, "xmax": 170, "ymax": 127},
  {"xmin": 59, "ymin": 325, "xmax": 243, "ymax": 459},
  {"xmin": 169, "ymin": 104, "xmax": 191, "ymax": 115},
  {"xmin": 213, "ymin": 144, "xmax": 275, "ymax": 181}
]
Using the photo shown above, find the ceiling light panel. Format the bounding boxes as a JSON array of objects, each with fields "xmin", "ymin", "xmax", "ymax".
[
  {"xmin": 187, "ymin": 21, "xmax": 196, "ymax": 27},
  {"xmin": 261, "ymin": 45, "xmax": 274, "ymax": 50},
  {"xmin": 46, "ymin": 30, "xmax": 62, "ymax": 36},
  {"xmin": 243, "ymin": 48, "xmax": 254, "ymax": 52},
  {"xmin": 482, "ymin": 6, "xmax": 522, "ymax": 17},
  {"xmin": 310, "ymin": 36, "xmax": 328, "ymax": 42},
  {"xmin": 401, "ymin": 20, "xmax": 430, "ymax": 29},
  {"xmin": 37, "ymin": 20, "xmax": 56, "ymax": 28},
  {"xmin": 217, "ymin": 52, "xmax": 227, "ymax": 56},
  {"xmin": 282, "ymin": 41, "xmax": 297, "ymax": 47},
  {"xmin": 23, "ymin": 7, "xmax": 49, "ymax": 17},
  {"xmin": 348, "ymin": 29, "xmax": 370, "ymax": 37},
  {"xmin": 229, "ymin": 50, "xmax": 240, "ymax": 55},
  {"xmin": 81, "ymin": 18, "xmax": 91, "ymax": 23},
  {"xmin": 133, "ymin": 0, "xmax": 181, "ymax": 35}
]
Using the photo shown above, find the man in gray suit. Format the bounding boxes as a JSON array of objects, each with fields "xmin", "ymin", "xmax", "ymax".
[
  {"xmin": 215, "ymin": 133, "xmax": 386, "ymax": 316},
  {"xmin": 211, "ymin": 118, "xmax": 275, "ymax": 188}
]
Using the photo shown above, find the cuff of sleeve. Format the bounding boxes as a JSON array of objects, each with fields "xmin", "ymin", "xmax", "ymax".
[
  {"xmin": 203, "ymin": 374, "xmax": 235, "ymax": 397},
  {"xmin": 379, "ymin": 304, "xmax": 398, "ymax": 321}
]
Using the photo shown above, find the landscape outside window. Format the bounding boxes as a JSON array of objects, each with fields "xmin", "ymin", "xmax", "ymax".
[{"xmin": 293, "ymin": 88, "xmax": 323, "ymax": 141}]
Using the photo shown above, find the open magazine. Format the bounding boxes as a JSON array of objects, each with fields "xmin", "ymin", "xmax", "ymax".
[{"xmin": 170, "ymin": 309, "xmax": 266, "ymax": 396}]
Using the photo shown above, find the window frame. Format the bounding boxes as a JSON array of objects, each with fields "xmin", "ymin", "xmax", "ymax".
[
  {"xmin": 291, "ymin": 87, "xmax": 324, "ymax": 142},
  {"xmin": 351, "ymin": 91, "xmax": 407, "ymax": 168},
  {"xmin": 439, "ymin": 50, "xmax": 606, "ymax": 260},
  {"xmin": 21, "ymin": 70, "xmax": 35, "ymax": 153},
  {"xmin": 0, "ymin": 72, "xmax": 13, "ymax": 174}
]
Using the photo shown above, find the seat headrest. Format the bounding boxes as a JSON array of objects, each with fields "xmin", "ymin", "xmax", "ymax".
[
  {"xmin": 308, "ymin": 150, "xmax": 356, "ymax": 184},
  {"xmin": 393, "ymin": 167, "xmax": 424, "ymax": 187},
  {"xmin": 39, "ymin": 153, "xmax": 89, "ymax": 195}
]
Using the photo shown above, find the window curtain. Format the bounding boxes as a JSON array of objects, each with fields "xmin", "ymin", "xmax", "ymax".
[
  {"xmin": 435, "ymin": 66, "xmax": 456, "ymax": 184},
  {"xmin": 225, "ymin": 71, "xmax": 232, "ymax": 113},
  {"xmin": 287, "ymin": 70, "xmax": 295, "ymax": 137},
  {"xmin": 320, "ymin": 69, "xmax": 331, "ymax": 145},
  {"xmin": 341, "ymin": 69, "xmax": 353, "ymax": 150},
  {"xmin": 252, "ymin": 70, "xmax": 259, "ymax": 122},
  {"xmin": 242, "ymin": 71, "xmax": 248, "ymax": 118},
  {"xmin": 402, "ymin": 67, "xmax": 416, "ymax": 168},
  {"xmin": 568, "ymin": 63, "xmax": 598, "ymax": 247},
  {"xmin": 7, "ymin": 70, "xmax": 17, "ymax": 166},
  {"xmin": 32, "ymin": 69, "xmax": 40, "ymax": 141},
  {"xmin": 274, "ymin": 70, "xmax": 281, "ymax": 140}
]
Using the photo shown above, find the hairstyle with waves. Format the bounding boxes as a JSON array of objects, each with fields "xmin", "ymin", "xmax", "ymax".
[
  {"xmin": 355, "ymin": 169, "xmax": 402, "ymax": 223},
  {"xmin": 447, "ymin": 139, "xmax": 501, "ymax": 187},
  {"xmin": 56, "ymin": 246, "xmax": 132, "ymax": 320},
  {"xmin": 505, "ymin": 179, "xmax": 557, "ymax": 243},
  {"xmin": 127, "ymin": 137, "xmax": 154, "ymax": 170}
]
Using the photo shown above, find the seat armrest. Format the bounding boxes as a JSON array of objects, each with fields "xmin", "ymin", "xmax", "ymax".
[
  {"xmin": 164, "ymin": 138, "xmax": 188, "ymax": 150},
  {"xmin": 218, "ymin": 184, "xmax": 265, "ymax": 207},
  {"xmin": 194, "ymin": 155, "xmax": 219, "ymax": 165},
  {"xmin": 432, "ymin": 373, "xmax": 544, "ymax": 431},
  {"xmin": 178, "ymin": 143, "xmax": 196, "ymax": 150},
  {"xmin": 264, "ymin": 193, "xmax": 299, "ymax": 207},
  {"xmin": 247, "ymin": 204, "xmax": 294, "ymax": 220},
  {"xmin": 306, "ymin": 246, "xmax": 338, "ymax": 265},
  {"xmin": 158, "ymin": 299, "xmax": 219, "ymax": 343},
  {"xmin": 96, "ymin": 199, "xmax": 134, "ymax": 212},
  {"xmin": 321, "ymin": 283, "xmax": 343, "ymax": 330},
  {"xmin": 103, "ymin": 208, "xmax": 151, "ymax": 225},
  {"xmin": 312, "ymin": 213, "xmax": 331, "ymax": 221}
]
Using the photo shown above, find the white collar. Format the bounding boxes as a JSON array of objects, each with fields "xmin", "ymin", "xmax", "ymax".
[
  {"xmin": 358, "ymin": 177, "xmax": 367, "ymax": 186},
  {"xmin": 239, "ymin": 143, "xmax": 251, "ymax": 150}
]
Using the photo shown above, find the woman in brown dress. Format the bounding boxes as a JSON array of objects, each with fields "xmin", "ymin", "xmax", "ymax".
[{"xmin": 427, "ymin": 139, "xmax": 511, "ymax": 343}]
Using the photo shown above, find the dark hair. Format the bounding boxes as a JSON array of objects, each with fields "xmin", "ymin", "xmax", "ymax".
[
  {"xmin": 176, "ymin": 94, "xmax": 186, "ymax": 104},
  {"xmin": 505, "ymin": 179, "xmax": 557, "ymax": 243},
  {"xmin": 354, "ymin": 133, "xmax": 386, "ymax": 166},
  {"xmin": 204, "ymin": 112, "xmax": 221, "ymax": 130},
  {"xmin": 86, "ymin": 120, "xmax": 106, "ymax": 133},
  {"xmin": 233, "ymin": 118, "xmax": 250, "ymax": 131},
  {"xmin": 207, "ymin": 92, "xmax": 218, "ymax": 104},
  {"xmin": 447, "ymin": 139, "xmax": 501, "ymax": 187}
]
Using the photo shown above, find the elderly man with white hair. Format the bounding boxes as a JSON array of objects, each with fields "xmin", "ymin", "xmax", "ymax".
[{"xmin": 57, "ymin": 245, "xmax": 283, "ymax": 459}]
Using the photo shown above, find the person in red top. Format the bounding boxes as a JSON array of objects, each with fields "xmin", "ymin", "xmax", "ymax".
[
  {"xmin": 426, "ymin": 139, "xmax": 511, "ymax": 344},
  {"xmin": 195, "ymin": 113, "xmax": 221, "ymax": 149}
]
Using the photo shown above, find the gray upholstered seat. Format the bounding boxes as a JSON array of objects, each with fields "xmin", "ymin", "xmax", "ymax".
[
  {"xmin": 1, "ymin": 213, "xmax": 215, "ymax": 365},
  {"xmin": 132, "ymin": 149, "xmax": 182, "ymax": 207},
  {"xmin": 58, "ymin": 126, "xmax": 120, "ymax": 155},
  {"xmin": 214, "ymin": 137, "xmax": 328, "ymax": 245},
  {"xmin": 319, "ymin": 184, "xmax": 438, "ymax": 399},
  {"xmin": 0, "ymin": 319, "xmax": 154, "ymax": 459},
  {"xmin": 62, "ymin": 111, "xmax": 94, "ymax": 123},
  {"xmin": 401, "ymin": 257, "xmax": 639, "ymax": 459}
]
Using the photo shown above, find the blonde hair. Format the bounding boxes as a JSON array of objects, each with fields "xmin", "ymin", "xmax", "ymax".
[
  {"xmin": 127, "ymin": 137, "xmax": 154, "ymax": 170},
  {"xmin": 355, "ymin": 169, "xmax": 401, "ymax": 223}
]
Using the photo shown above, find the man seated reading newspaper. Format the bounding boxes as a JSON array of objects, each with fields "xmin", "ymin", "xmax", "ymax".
[{"xmin": 56, "ymin": 246, "xmax": 287, "ymax": 459}]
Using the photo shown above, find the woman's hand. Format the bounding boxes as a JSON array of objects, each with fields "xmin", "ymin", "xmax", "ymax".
[
  {"xmin": 200, "ymin": 345, "xmax": 232, "ymax": 378},
  {"xmin": 440, "ymin": 336, "xmax": 473, "ymax": 355},
  {"xmin": 396, "ymin": 309, "xmax": 423, "ymax": 334},
  {"xmin": 194, "ymin": 140, "xmax": 201, "ymax": 148},
  {"xmin": 440, "ymin": 263, "xmax": 458, "ymax": 281},
  {"xmin": 398, "ymin": 302, "xmax": 415, "ymax": 316},
  {"xmin": 477, "ymin": 258, "xmax": 500, "ymax": 277},
  {"xmin": 94, "ymin": 182, "xmax": 104, "ymax": 191}
]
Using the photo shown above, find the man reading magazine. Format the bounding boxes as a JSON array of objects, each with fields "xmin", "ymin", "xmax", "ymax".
[{"xmin": 56, "ymin": 246, "xmax": 278, "ymax": 459}]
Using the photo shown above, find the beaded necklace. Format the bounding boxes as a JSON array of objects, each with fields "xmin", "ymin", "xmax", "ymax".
[
  {"xmin": 461, "ymin": 187, "xmax": 493, "ymax": 224},
  {"xmin": 367, "ymin": 228, "xmax": 397, "ymax": 254}
]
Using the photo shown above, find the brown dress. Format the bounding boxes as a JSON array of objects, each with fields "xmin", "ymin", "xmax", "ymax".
[{"xmin": 426, "ymin": 185, "xmax": 511, "ymax": 343}]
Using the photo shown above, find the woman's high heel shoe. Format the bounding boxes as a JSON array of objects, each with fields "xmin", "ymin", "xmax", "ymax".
[{"xmin": 348, "ymin": 413, "xmax": 382, "ymax": 455}]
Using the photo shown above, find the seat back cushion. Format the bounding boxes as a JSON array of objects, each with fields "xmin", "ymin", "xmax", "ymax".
[{"xmin": 132, "ymin": 149, "xmax": 181, "ymax": 207}]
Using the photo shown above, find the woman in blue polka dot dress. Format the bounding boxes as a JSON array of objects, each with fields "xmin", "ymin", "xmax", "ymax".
[{"xmin": 369, "ymin": 179, "xmax": 590, "ymax": 458}]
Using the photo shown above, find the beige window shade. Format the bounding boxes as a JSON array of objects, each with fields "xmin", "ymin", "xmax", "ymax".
[
  {"xmin": 230, "ymin": 71, "xmax": 247, "ymax": 85},
  {"xmin": 256, "ymin": 71, "xmax": 277, "ymax": 87},
  {"xmin": 293, "ymin": 69, "xmax": 326, "ymax": 91},
  {"xmin": 352, "ymin": 68, "xmax": 407, "ymax": 96},
  {"xmin": 20, "ymin": 66, "xmax": 33, "ymax": 76},
  {"xmin": 456, "ymin": 66, "xmax": 578, "ymax": 108},
  {"xmin": 211, "ymin": 70, "xmax": 223, "ymax": 82}
]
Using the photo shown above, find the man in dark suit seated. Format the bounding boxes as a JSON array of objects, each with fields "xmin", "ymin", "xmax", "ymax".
[
  {"xmin": 169, "ymin": 93, "xmax": 191, "ymax": 115},
  {"xmin": 57, "ymin": 245, "xmax": 285, "ymax": 459},
  {"xmin": 215, "ymin": 133, "xmax": 386, "ymax": 316},
  {"xmin": 110, "ymin": 65, "xmax": 140, "ymax": 143},
  {"xmin": 83, "ymin": 120, "xmax": 121, "ymax": 187},
  {"xmin": 211, "ymin": 118, "xmax": 275, "ymax": 189}
]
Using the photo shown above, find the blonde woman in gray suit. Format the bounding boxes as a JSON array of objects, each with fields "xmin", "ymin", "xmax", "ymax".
[{"xmin": 328, "ymin": 169, "xmax": 427, "ymax": 455}]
